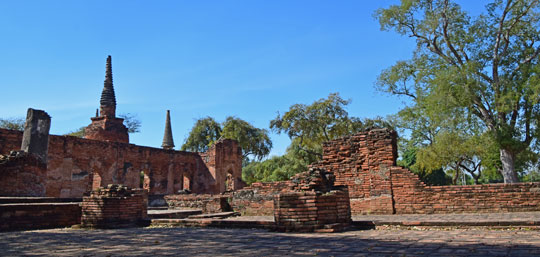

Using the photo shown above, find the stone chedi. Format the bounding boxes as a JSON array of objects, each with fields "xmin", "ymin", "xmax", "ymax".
[
  {"xmin": 84, "ymin": 56, "xmax": 129, "ymax": 143},
  {"xmin": 161, "ymin": 110, "xmax": 175, "ymax": 150}
]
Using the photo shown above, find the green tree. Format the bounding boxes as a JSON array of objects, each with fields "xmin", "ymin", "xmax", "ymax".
[
  {"xmin": 270, "ymin": 93, "xmax": 393, "ymax": 160},
  {"xmin": 376, "ymin": 0, "xmax": 540, "ymax": 183},
  {"xmin": 221, "ymin": 116, "xmax": 272, "ymax": 161},
  {"xmin": 181, "ymin": 116, "xmax": 272, "ymax": 161},
  {"xmin": 0, "ymin": 117, "xmax": 25, "ymax": 131},
  {"xmin": 65, "ymin": 127, "xmax": 86, "ymax": 137},
  {"xmin": 181, "ymin": 117, "xmax": 222, "ymax": 152},
  {"xmin": 397, "ymin": 146, "xmax": 451, "ymax": 186},
  {"xmin": 242, "ymin": 140, "xmax": 315, "ymax": 184}
]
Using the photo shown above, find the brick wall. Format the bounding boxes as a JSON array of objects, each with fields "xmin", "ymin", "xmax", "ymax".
[
  {"xmin": 310, "ymin": 129, "xmax": 397, "ymax": 214},
  {"xmin": 164, "ymin": 194, "xmax": 232, "ymax": 213},
  {"xmin": 0, "ymin": 151, "xmax": 47, "ymax": 196},
  {"xmin": 81, "ymin": 185, "xmax": 148, "ymax": 228},
  {"xmin": 0, "ymin": 202, "xmax": 81, "ymax": 231},
  {"xmin": 313, "ymin": 128, "xmax": 540, "ymax": 215},
  {"xmin": 391, "ymin": 167, "xmax": 540, "ymax": 214},
  {"xmin": 230, "ymin": 181, "xmax": 289, "ymax": 216},
  {"xmin": 273, "ymin": 168, "xmax": 351, "ymax": 232},
  {"xmin": 0, "ymin": 128, "xmax": 243, "ymax": 198}
]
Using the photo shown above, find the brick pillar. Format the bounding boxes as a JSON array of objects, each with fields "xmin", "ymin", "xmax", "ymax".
[{"xmin": 21, "ymin": 108, "xmax": 51, "ymax": 163}]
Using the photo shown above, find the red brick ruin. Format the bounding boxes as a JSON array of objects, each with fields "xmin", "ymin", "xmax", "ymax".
[
  {"xmin": 0, "ymin": 56, "xmax": 243, "ymax": 198},
  {"xmin": 273, "ymin": 168, "xmax": 351, "ymax": 232},
  {"xmin": 233, "ymin": 129, "xmax": 540, "ymax": 216},
  {"xmin": 2, "ymin": 56, "xmax": 540, "ymax": 232},
  {"xmin": 82, "ymin": 184, "xmax": 148, "ymax": 228}
]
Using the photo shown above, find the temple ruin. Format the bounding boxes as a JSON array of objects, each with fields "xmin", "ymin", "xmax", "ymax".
[{"xmin": 1, "ymin": 56, "xmax": 540, "ymax": 232}]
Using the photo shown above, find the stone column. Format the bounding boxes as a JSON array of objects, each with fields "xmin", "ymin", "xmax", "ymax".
[{"xmin": 20, "ymin": 108, "xmax": 51, "ymax": 163}]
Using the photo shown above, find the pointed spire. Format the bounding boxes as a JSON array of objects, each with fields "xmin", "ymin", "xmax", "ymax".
[
  {"xmin": 99, "ymin": 55, "xmax": 116, "ymax": 117},
  {"xmin": 95, "ymin": 108, "xmax": 99, "ymax": 117},
  {"xmin": 161, "ymin": 110, "xmax": 175, "ymax": 150}
]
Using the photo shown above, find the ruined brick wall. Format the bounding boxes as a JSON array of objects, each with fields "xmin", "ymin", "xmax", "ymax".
[
  {"xmin": 273, "ymin": 168, "xmax": 351, "ymax": 232},
  {"xmin": 164, "ymin": 194, "xmax": 232, "ymax": 213},
  {"xmin": 0, "ymin": 128, "xmax": 243, "ymax": 198},
  {"xmin": 391, "ymin": 167, "xmax": 540, "ymax": 214},
  {"xmin": 230, "ymin": 181, "xmax": 289, "ymax": 216},
  {"xmin": 0, "ymin": 202, "xmax": 81, "ymax": 231},
  {"xmin": 310, "ymin": 129, "xmax": 397, "ymax": 214},
  {"xmin": 0, "ymin": 151, "xmax": 47, "ymax": 196},
  {"xmin": 274, "ymin": 190, "xmax": 351, "ymax": 232},
  {"xmin": 81, "ymin": 185, "xmax": 147, "ymax": 228},
  {"xmin": 200, "ymin": 139, "xmax": 243, "ymax": 193},
  {"xmin": 314, "ymin": 128, "xmax": 540, "ymax": 215}
]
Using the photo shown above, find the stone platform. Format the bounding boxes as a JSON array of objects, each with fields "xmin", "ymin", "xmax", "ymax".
[
  {"xmin": 149, "ymin": 211, "xmax": 540, "ymax": 231},
  {"xmin": 2, "ymin": 226, "xmax": 540, "ymax": 256}
]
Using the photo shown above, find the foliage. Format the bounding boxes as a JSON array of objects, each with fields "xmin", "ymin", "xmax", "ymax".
[
  {"xmin": 181, "ymin": 116, "xmax": 272, "ymax": 161},
  {"xmin": 270, "ymin": 93, "xmax": 393, "ymax": 160},
  {"xmin": 65, "ymin": 127, "xmax": 86, "ymax": 137},
  {"xmin": 397, "ymin": 147, "xmax": 451, "ymax": 186},
  {"xmin": 0, "ymin": 117, "xmax": 25, "ymax": 131},
  {"xmin": 375, "ymin": 0, "xmax": 540, "ymax": 183},
  {"xmin": 181, "ymin": 117, "xmax": 222, "ymax": 152},
  {"xmin": 244, "ymin": 93, "xmax": 394, "ymax": 184},
  {"xmin": 118, "ymin": 113, "xmax": 141, "ymax": 134},
  {"xmin": 242, "ymin": 140, "xmax": 315, "ymax": 184},
  {"xmin": 222, "ymin": 117, "xmax": 272, "ymax": 161}
]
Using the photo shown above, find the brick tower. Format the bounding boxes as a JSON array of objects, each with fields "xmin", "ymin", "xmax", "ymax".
[
  {"xmin": 84, "ymin": 56, "xmax": 129, "ymax": 143},
  {"xmin": 161, "ymin": 110, "xmax": 175, "ymax": 150}
]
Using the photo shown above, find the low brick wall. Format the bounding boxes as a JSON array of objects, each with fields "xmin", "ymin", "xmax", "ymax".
[
  {"xmin": 311, "ymin": 129, "xmax": 540, "ymax": 215},
  {"xmin": 391, "ymin": 167, "xmax": 540, "ymax": 214},
  {"xmin": 0, "ymin": 202, "xmax": 81, "ymax": 231},
  {"xmin": 274, "ymin": 190, "xmax": 351, "ymax": 232},
  {"xmin": 273, "ymin": 168, "xmax": 351, "ymax": 232},
  {"xmin": 0, "ymin": 151, "xmax": 47, "ymax": 197},
  {"xmin": 230, "ymin": 182, "xmax": 289, "ymax": 216},
  {"xmin": 81, "ymin": 185, "xmax": 148, "ymax": 228},
  {"xmin": 164, "ymin": 194, "xmax": 232, "ymax": 213}
]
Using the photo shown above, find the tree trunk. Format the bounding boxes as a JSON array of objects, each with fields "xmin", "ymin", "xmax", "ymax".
[{"xmin": 500, "ymin": 148, "xmax": 519, "ymax": 183}]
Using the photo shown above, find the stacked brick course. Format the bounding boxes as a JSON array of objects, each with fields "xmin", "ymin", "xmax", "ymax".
[
  {"xmin": 81, "ymin": 185, "xmax": 148, "ymax": 228},
  {"xmin": 0, "ymin": 151, "xmax": 47, "ymax": 197},
  {"xmin": 313, "ymin": 128, "xmax": 540, "ymax": 215},
  {"xmin": 164, "ymin": 194, "xmax": 232, "ymax": 213},
  {"xmin": 0, "ymin": 128, "xmax": 242, "ymax": 198},
  {"xmin": 311, "ymin": 129, "xmax": 397, "ymax": 214},
  {"xmin": 274, "ymin": 168, "xmax": 351, "ymax": 232},
  {"xmin": 236, "ymin": 128, "xmax": 540, "ymax": 216},
  {"xmin": 0, "ymin": 202, "xmax": 81, "ymax": 231},
  {"xmin": 230, "ymin": 181, "xmax": 289, "ymax": 215}
]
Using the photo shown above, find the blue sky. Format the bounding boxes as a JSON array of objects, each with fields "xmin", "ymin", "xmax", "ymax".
[{"xmin": 0, "ymin": 0, "xmax": 488, "ymax": 157}]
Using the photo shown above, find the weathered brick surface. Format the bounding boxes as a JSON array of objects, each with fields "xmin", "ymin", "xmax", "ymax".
[
  {"xmin": 230, "ymin": 182, "xmax": 289, "ymax": 215},
  {"xmin": 313, "ymin": 128, "xmax": 540, "ymax": 215},
  {"xmin": 164, "ymin": 194, "xmax": 232, "ymax": 213},
  {"xmin": 0, "ymin": 202, "xmax": 81, "ymax": 231},
  {"xmin": 235, "ymin": 128, "xmax": 540, "ymax": 216},
  {"xmin": 0, "ymin": 128, "xmax": 242, "ymax": 198},
  {"xmin": 0, "ymin": 151, "xmax": 47, "ymax": 196},
  {"xmin": 81, "ymin": 185, "xmax": 148, "ymax": 228},
  {"xmin": 310, "ymin": 129, "xmax": 397, "ymax": 214},
  {"xmin": 273, "ymin": 168, "xmax": 351, "ymax": 232}
]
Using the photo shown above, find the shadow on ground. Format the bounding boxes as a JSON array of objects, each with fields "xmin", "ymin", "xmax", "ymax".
[{"xmin": 1, "ymin": 227, "xmax": 540, "ymax": 256}]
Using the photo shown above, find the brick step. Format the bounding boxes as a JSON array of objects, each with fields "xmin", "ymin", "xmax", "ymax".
[
  {"xmin": 150, "ymin": 218, "xmax": 275, "ymax": 230},
  {"xmin": 0, "ymin": 197, "xmax": 82, "ymax": 204},
  {"xmin": 148, "ymin": 207, "xmax": 169, "ymax": 210},
  {"xmin": 352, "ymin": 220, "xmax": 540, "ymax": 228},
  {"xmin": 147, "ymin": 209, "xmax": 202, "ymax": 219},
  {"xmin": 187, "ymin": 211, "xmax": 240, "ymax": 219}
]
